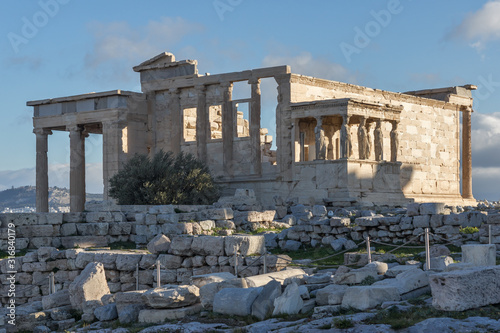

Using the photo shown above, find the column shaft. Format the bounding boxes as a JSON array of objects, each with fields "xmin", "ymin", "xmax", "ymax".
[
  {"xmin": 34, "ymin": 128, "xmax": 51, "ymax": 212},
  {"xmin": 221, "ymin": 82, "xmax": 234, "ymax": 177},
  {"xmin": 196, "ymin": 85, "xmax": 208, "ymax": 162},
  {"xmin": 462, "ymin": 110, "xmax": 473, "ymax": 199},
  {"xmin": 169, "ymin": 88, "xmax": 181, "ymax": 155},
  {"xmin": 68, "ymin": 126, "xmax": 86, "ymax": 212},
  {"xmin": 249, "ymin": 79, "xmax": 262, "ymax": 175}
]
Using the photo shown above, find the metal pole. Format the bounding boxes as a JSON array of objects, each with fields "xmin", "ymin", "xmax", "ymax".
[
  {"xmin": 263, "ymin": 254, "xmax": 267, "ymax": 274},
  {"xmin": 51, "ymin": 272, "xmax": 55, "ymax": 294},
  {"xmin": 489, "ymin": 225, "xmax": 492, "ymax": 245},
  {"xmin": 48, "ymin": 275, "xmax": 52, "ymax": 294},
  {"xmin": 425, "ymin": 228, "xmax": 431, "ymax": 271},
  {"xmin": 136, "ymin": 263, "xmax": 139, "ymax": 291},
  {"xmin": 367, "ymin": 237, "xmax": 372, "ymax": 264},
  {"xmin": 156, "ymin": 260, "xmax": 161, "ymax": 288},
  {"xmin": 234, "ymin": 253, "xmax": 238, "ymax": 277}
]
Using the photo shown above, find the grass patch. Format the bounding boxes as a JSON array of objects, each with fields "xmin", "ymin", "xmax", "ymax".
[
  {"xmin": 332, "ymin": 316, "xmax": 355, "ymax": 329},
  {"xmin": 364, "ymin": 304, "xmax": 500, "ymax": 329},
  {"xmin": 459, "ymin": 226, "xmax": 479, "ymax": 234},
  {"xmin": 108, "ymin": 241, "xmax": 137, "ymax": 250}
]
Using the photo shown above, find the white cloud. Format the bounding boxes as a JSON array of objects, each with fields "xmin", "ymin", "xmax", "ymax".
[
  {"xmin": 262, "ymin": 52, "xmax": 357, "ymax": 84},
  {"xmin": 0, "ymin": 163, "xmax": 103, "ymax": 193},
  {"xmin": 472, "ymin": 111, "xmax": 500, "ymax": 167},
  {"xmin": 472, "ymin": 167, "xmax": 500, "ymax": 200},
  {"xmin": 450, "ymin": 1, "xmax": 500, "ymax": 50},
  {"xmin": 83, "ymin": 17, "xmax": 203, "ymax": 82}
]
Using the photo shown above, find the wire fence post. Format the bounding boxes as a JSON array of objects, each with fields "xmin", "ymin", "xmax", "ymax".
[
  {"xmin": 263, "ymin": 254, "xmax": 267, "ymax": 275},
  {"xmin": 48, "ymin": 273, "xmax": 54, "ymax": 294},
  {"xmin": 51, "ymin": 272, "xmax": 55, "ymax": 294},
  {"xmin": 489, "ymin": 225, "xmax": 492, "ymax": 245},
  {"xmin": 366, "ymin": 237, "xmax": 372, "ymax": 264},
  {"xmin": 156, "ymin": 260, "xmax": 161, "ymax": 288},
  {"xmin": 425, "ymin": 228, "xmax": 431, "ymax": 271},
  {"xmin": 234, "ymin": 253, "xmax": 238, "ymax": 277},
  {"xmin": 136, "ymin": 263, "xmax": 139, "ymax": 291}
]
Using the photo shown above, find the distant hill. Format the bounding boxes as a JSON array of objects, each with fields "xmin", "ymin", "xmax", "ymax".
[{"xmin": 0, "ymin": 186, "xmax": 102, "ymax": 211}]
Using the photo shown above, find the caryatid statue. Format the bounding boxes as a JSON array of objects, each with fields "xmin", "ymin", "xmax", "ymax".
[
  {"xmin": 357, "ymin": 116, "xmax": 370, "ymax": 160},
  {"xmin": 390, "ymin": 120, "xmax": 399, "ymax": 162},
  {"xmin": 315, "ymin": 117, "xmax": 327, "ymax": 160},
  {"xmin": 374, "ymin": 119, "xmax": 383, "ymax": 161},
  {"xmin": 340, "ymin": 115, "xmax": 352, "ymax": 158}
]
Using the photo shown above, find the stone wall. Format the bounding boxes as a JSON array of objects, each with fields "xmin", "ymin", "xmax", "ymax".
[{"xmin": 0, "ymin": 234, "xmax": 290, "ymax": 306}]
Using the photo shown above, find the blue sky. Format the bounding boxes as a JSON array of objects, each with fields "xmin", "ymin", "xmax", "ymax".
[{"xmin": 1, "ymin": 0, "xmax": 500, "ymax": 200}]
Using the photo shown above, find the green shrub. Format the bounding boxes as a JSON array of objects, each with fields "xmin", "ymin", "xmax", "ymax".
[
  {"xmin": 459, "ymin": 226, "xmax": 479, "ymax": 234},
  {"xmin": 109, "ymin": 151, "xmax": 220, "ymax": 205},
  {"xmin": 333, "ymin": 317, "xmax": 354, "ymax": 329}
]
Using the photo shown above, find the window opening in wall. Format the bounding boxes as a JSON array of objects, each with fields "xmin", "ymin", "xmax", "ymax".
[{"xmin": 182, "ymin": 108, "xmax": 197, "ymax": 142}]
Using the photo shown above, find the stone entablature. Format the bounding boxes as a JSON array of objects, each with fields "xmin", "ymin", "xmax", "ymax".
[{"xmin": 28, "ymin": 52, "xmax": 476, "ymax": 211}]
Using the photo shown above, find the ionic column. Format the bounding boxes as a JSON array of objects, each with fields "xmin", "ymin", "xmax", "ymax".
[
  {"xmin": 315, "ymin": 117, "xmax": 326, "ymax": 160},
  {"xmin": 34, "ymin": 128, "xmax": 52, "ymax": 212},
  {"xmin": 68, "ymin": 125, "xmax": 86, "ymax": 212},
  {"xmin": 462, "ymin": 110, "xmax": 473, "ymax": 199},
  {"xmin": 169, "ymin": 88, "xmax": 181, "ymax": 155},
  {"xmin": 340, "ymin": 115, "xmax": 352, "ymax": 158},
  {"xmin": 196, "ymin": 85, "xmax": 208, "ymax": 162},
  {"xmin": 390, "ymin": 121, "xmax": 399, "ymax": 162},
  {"xmin": 249, "ymin": 78, "xmax": 262, "ymax": 175},
  {"xmin": 374, "ymin": 119, "xmax": 383, "ymax": 161},
  {"xmin": 221, "ymin": 82, "xmax": 234, "ymax": 177}
]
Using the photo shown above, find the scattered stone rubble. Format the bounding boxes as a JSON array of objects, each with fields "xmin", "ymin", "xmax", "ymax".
[{"xmin": 2, "ymin": 199, "xmax": 500, "ymax": 331}]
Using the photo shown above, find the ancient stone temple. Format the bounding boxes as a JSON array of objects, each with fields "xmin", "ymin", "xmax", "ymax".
[{"xmin": 28, "ymin": 52, "xmax": 476, "ymax": 212}]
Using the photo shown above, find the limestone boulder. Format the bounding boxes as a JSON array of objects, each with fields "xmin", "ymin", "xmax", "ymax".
[
  {"xmin": 245, "ymin": 268, "xmax": 306, "ymax": 287},
  {"xmin": 333, "ymin": 262, "xmax": 387, "ymax": 285},
  {"xmin": 341, "ymin": 286, "xmax": 400, "ymax": 310},
  {"xmin": 42, "ymin": 289, "xmax": 71, "ymax": 310},
  {"xmin": 115, "ymin": 290, "xmax": 147, "ymax": 313},
  {"xmin": 147, "ymin": 234, "xmax": 171, "ymax": 254},
  {"xmin": 385, "ymin": 265, "xmax": 418, "ymax": 278},
  {"xmin": 461, "ymin": 244, "xmax": 496, "ymax": 267},
  {"xmin": 430, "ymin": 266, "xmax": 500, "ymax": 311},
  {"xmin": 374, "ymin": 268, "xmax": 429, "ymax": 295},
  {"xmin": 199, "ymin": 278, "xmax": 247, "ymax": 310},
  {"xmin": 94, "ymin": 304, "xmax": 118, "ymax": 321},
  {"xmin": 251, "ymin": 280, "xmax": 282, "ymax": 320},
  {"xmin": 190, "ymin": 272, "xmax": 235, "ymax": 288},
  {"xmin": 427, "ymin": 256, "xmax": 454, "ymax": 272},
  {"xmin": 69, "ymin": 262, "xmax": 110, "ymax": 311},
  {"xmin": 118, "ymin": 304, "xmax": 145, "ymax": 324},
  {"xmin": 272, "ymin": 282, "xmax": 303, "ymax": 316},
  {"xmin": 225, "ymin": 235, "xmax": 265, "ymax": 256},
  {"xmin": 191, "ymin": 236, "xmax": 225, "ymax": 256},
  {"xmin": 213, "ymin": 287, "xmax": 262, "ymax": 316},
  {"xmin": 315, "ymin": 284, "xmax": 349, "ymax": 306},
  {"xmin": 142, "ymin": 285, "xmax": 200, "ymax": 309},
  {"xmin": 282, "ymin": 240, "xmax": 301, "ymax": 251}
]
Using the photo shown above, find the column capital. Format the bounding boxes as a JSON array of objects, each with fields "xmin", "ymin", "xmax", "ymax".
[
  {"xmin": 33, "ymin": 128, "xmax": 52, "ymax": 136},
  {"xmin": 168, "ymin": 87, "xmax": 180, "ymax": 94},
  {"xmin": 66, "ymin": 125, "xmax": 82, "ymax": 133},
  {"xmin": 248, "ymin": 78, "xmax": 261, "ymax": 85},
  {"xmin": 220, "ymin": 81, "xmax": 232, "ymax": 89}
]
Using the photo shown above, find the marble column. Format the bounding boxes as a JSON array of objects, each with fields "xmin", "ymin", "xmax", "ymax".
[
  {"xmin": 249, "ymin": 78, "xmax": 262, "ymax": 175},
  {"xmin": 462, "ymin": 110, "xmax": 473, "ymax": 199},
  {"xmin": 374, "ymin": 119, "xmax": 383, "ymax": 161},
  {"xmin": 34, "ymin": 128, "xmax": 52, "ymax": 212},
  {"xmin": 196, "ymin": 85, "xmax": 208, "ymax": 162},
  {"xmin": 221, "ymin": 82, "xmax": 234, "ymax": 177},
  {"xmin": 390, "ymin": 121, "xmax": 399, "ymax": 162},
  {"xmin": 169, "ymin": 88, "xmax": 181, "ymax": 155},
  {"xmin": 68, "ymin": 125, "xmax": 86, "ymax": 212}
]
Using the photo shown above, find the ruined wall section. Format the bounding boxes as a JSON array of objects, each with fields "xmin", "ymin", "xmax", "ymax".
[{"xmin": 288, "ymin": 75, "xmax": 462, "ymax": 202}]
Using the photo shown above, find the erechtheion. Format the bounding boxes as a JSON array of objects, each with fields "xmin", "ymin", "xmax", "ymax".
[{"xmin": 28, "ymin": 52, "xmax": 476, "ymax": 212}]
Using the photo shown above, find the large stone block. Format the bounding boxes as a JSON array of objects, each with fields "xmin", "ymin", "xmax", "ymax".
[
  {"xmin": 116, "ymin": 253, "xmax": 142, "ymax": 271},
  {"xmin": 61, "ymin": 236, "xmax": 107, "ymax": 249},
  {"xmin": 213, "ymin": 287, "xmax": 261, "ymax": 316},
  {"xmin": 69, "ymin": 262, "xmax": 110, "ymax": 311},
  {"xmin": 430, "ymin": 266, "xmax": 500, "ymax": 311},
  {"xmin": 142, "ymin": 285, "xmax": 199, "ymax": 309},
  {"xmin": 42, "ymin": 290, "xmax": 71, "ymax": 310},
  {"xmin": 224, "ymin": 235, "xmax": 265, "ymax": 256},
  {"xmin": 190, "ymin": 272, "xmax": 235, "ymax": 288},
  {"xmin": 158, "ymin": 254, "xmax": 183, "ymax": 269},
  {"xmin": 251, "ymin": 280, "xmax": 282, "ymax": 320},
  {"xmin": 191, "ymin": 236, "xmax": 225, "ymax": 256},
  {"xmin": 147, "ymin": 234, "xmax": 171, "ymax": 254},
  {"xmin": 374, "ymin": 268, "xmax": 429, "ymax": 295},
  {"xmin": 341, "ymin": 285, "xmax": 400, "ymax": 310},
  {"xmin": 461, "ymin": 244, "xmax": 496, "ymax": 267},
  {"xmin": 138, "ymin": 304, "xmax": 203, "ymax": 323},
  {"xmin": 315, "ymin": 284, "xmax": 348, "ymax": 306},
  {"xmin": 419, "ymin": 203, "xmax": 445, "ymax": 215},
  {"xmin": 169, "ymin": 236, "xmax": 193, "ymax": 255},
  {"xmin": 245, "ymin": 268, "xmax": 306, "ymax": 287},
  {"xmin": 115, "ymin": 290, "xmax": 147, "ymax": 313},
  {"xmin": 272, "ymin": 282, "xmax": 303, "ymax": 316}
]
